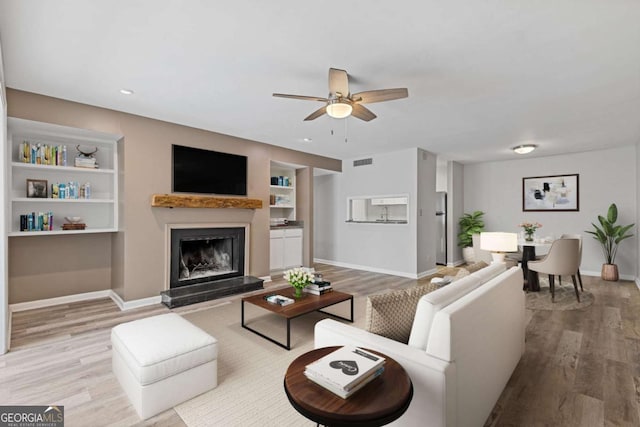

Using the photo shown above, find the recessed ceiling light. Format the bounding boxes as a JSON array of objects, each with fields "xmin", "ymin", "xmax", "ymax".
[
  {"xmin": 513, "ymin": 144, "xmax": 537, "ymax": 154},
  {"xmin": 303, "ymin": 138, "xmax": 313, "ymax": 142},
  {"xmin": 119, "ymin": 89, "xmax": 134, "ymax": 95}
]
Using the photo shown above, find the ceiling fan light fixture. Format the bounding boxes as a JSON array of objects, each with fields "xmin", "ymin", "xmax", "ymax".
[
  {"xmin": 513, "ymin": 144, "xmax": 537, "ymax": 154},
  {"xmin": 326, "ymin": 100, "xmax": 352, "ymax": 119}
]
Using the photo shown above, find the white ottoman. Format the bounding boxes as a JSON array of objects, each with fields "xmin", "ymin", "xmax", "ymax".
[{"xmin": 111, "ymin": 313, "xmax": 218, "ymax": 419}]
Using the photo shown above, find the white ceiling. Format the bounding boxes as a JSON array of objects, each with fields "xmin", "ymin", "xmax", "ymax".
[{"xmin": 1, "ymin": 1, "xmax": 639, "ymax": 163}]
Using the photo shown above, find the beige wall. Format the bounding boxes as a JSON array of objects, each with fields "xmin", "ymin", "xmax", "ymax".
[{"xmin": 7, "ymin": 89, "xmax": 341, "ymax": 303}]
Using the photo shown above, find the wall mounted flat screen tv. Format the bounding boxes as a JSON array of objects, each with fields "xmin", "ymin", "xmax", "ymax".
[{"xmin": 172, "ymin": 144, "xmax": 247, "ymax": 196}]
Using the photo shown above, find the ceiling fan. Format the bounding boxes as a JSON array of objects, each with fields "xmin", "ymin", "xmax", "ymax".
[{"xmin": 273, "ymin": 68, "xmax": 408, "ymax": 122}]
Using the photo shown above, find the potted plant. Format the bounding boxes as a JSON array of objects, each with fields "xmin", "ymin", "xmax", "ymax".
[
  {"xmin": 457, "ymin": 211, "xmax": 485, "ymax": 264},
  {"xmin": 585, "ymin": 203, "xmax": 634, "ymax": 281},
  {"xmin": 283, "ymin": 267, "xmax": 314, "ymax": 298}
]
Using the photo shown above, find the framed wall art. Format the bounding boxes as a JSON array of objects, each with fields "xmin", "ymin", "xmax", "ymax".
[
  {"xmin": 522, "ymin": 174, "xmax": 579, "ymax": 212},
  {"xmin": 26, "ymin": 179, "xmax": 48, "ymax": 198}
]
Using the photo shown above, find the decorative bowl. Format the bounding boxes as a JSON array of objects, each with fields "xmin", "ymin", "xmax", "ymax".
[{"xmin": 65, "ymin": 216, "xmax": 83, "ymax": 224}]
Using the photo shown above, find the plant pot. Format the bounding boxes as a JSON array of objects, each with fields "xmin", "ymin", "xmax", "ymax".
[
  {"xmin": 601, "ymin": 263, "xmax": 619, "ymax": 281},
  {"xmin": 293, "ymin": 287, "xmax": 304, "ymax": 298},
  {"xmin": 462, "ymin": 246, "xmax": 475, "ymax": 264}
]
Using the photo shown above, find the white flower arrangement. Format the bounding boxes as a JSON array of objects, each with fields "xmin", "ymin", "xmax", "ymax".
[{"xmin": 283, "ymin": 267, "xmax": 314, "ymax": 290}]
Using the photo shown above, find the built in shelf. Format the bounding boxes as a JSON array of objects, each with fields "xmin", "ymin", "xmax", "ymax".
[
  {"xmin": 8, "ymin": 228, "xmax": 118, "ymax": 237},
  {"xmin": 151, "ymin": 194, "xmax": 263, "ymax": 209},
  {"xmin": 270, "ymin": 185, "xmax": 295, "ymax": 190},
  {"xmin": 12, "ymin": 162, "xmax": 115, "ymax": 174},
  {"xmin": 12, "ymin": 197, "xmax": 114, "ymax": 203}
]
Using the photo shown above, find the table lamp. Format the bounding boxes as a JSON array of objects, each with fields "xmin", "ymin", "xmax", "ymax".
[{"xmin": 480, "ymin": 232, "xmax": 518, "ymax": 263}]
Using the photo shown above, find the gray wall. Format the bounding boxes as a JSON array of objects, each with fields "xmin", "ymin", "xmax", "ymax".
[
  {"xmin": 314, "ymin": 148, "xmax": 437, "ymax": 278},
  {"xmin": 463, "ymin": 146, "xmax": 637, "ymax": 278}
]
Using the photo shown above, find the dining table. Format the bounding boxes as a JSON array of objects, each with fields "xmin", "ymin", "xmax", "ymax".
[{"xmin": 519, "ymin": 240, "xmax": 552, "ymax": 292}]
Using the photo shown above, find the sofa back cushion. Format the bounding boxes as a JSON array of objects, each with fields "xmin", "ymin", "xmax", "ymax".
[{"xmin": 407, "ymin": 262, "xmax": 506, "ymax": 350}]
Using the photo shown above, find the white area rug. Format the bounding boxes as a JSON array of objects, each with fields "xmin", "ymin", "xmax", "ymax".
[{"xmin": 175, "ymin": 296, "xmax": 365, "ymax": 426}]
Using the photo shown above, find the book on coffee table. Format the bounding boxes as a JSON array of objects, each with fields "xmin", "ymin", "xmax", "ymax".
[
  {"xmin": 304, "ymin": 346, "xmax": 385, "ymax": 394},
  {"xmin": 264, "ymin": 294, "xmax": 294, "ymax": 306}
]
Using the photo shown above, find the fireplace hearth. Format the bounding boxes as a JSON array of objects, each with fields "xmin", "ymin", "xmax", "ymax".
[{"xmin": 161, "ymin": 225, "xmax": 263, "ymax": 308}]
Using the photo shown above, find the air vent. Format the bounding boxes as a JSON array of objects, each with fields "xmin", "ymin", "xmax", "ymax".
[{"xmin": 353, "ymin": 158, "xmax": 373, "ymax": 167}]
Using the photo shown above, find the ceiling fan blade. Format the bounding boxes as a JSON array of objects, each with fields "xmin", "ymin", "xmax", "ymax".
[
  {"xmin": 329, "ymin": 68, "xmax": 349, "ymax": 97},
  {"xmin": 351, "ymin": 88, "xmax": 408, "ymax": 104},
  {"xmin": 304, "ymin": 106, "xmax": 328, "ymax": 121},
  {"xmin": 273, "ymin": 93, "xmax": 328, "ymax": 102},
  {"xmin": 351, "ymin": 104, "xmax": 377, "ymax": 122}
]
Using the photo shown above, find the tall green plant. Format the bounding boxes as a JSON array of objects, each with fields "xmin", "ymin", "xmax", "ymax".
[
  {"xmin": 457, "ymin": 211, "xmax": 485, "ymax": 248},
  {"xmin": 585, "ymin": 203, "xmax": 634, "ymax": 264}
]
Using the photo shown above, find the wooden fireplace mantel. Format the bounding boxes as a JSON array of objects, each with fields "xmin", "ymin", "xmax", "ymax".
[{"xmin": 151, "ymin": 194, "xmax": 263, "ymax": 209}]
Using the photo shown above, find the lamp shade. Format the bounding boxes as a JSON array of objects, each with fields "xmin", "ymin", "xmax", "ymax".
[
  {"xmin": 480, "ymin": 232, "xmax": 518, "ymax": 252},
  {"xmin": 326, "ymin": 101, "xmax": 352, "ymax": 119}
]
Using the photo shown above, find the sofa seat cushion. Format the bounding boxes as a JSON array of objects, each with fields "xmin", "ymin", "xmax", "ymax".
[
  {"xmin": 365, "ymin": 283, "xmax": 439, "ymax": 343},
  {"xmin": 408, "ymin": 263, "xmax": 507, "ymax": 350},
  {"xmin": 111, "ymin": 313, "xmax": 218, "ymax": 386}
]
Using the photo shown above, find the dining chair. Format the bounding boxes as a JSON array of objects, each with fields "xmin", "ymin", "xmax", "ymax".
[
  {"xmin": 527, "ymin": 238, "xmax": 581, "ymax": 303},
  {"xmin": 558, "ymin": 234, "xmax": 584, "ymax": 291}
]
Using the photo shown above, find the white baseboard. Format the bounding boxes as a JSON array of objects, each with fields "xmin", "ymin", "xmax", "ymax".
[
  {"xmin": 9, "ymin": 290, "xmax": 113, "ymax": 313},
  {"xmin": 314, "ymin": 258, "xmax": 420, "ymax": 279},
  {"xmin": 9, "ymin": 289, "xmax": 162, "ymax": 313},
  {"xmin": 259, "ymin": 275, "xmax": 272, "ymax": 283},
  {"xmin": 417, "ymin": 267, "xmax": 439, "ymax": 279},
  {"xmin": 448, "ymin": 260, "xmax": 466, "ymax": 267},
  {"xmin": 580, "ymin": 270, "xmax": 636, "ymax": 281},
  {"xmin": 109, "ymin": 291, "xmax": 162, "ymax": 311},
  {"xmin": 636, "ymin": 277, "xmax": 640, "ymax": 291}
]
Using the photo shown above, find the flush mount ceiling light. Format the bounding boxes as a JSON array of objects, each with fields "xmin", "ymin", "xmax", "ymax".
[
  {"xmin": 119, "ymin": 88, "xmax": 134, "ymax": 95},
  {"xmin": 513, "ymin": 144, "xmax": 537, "ymax": 154},
  {"xmin": 302, "ymin": 137, "xmax": 313, "ymax": 142},
  {"xmin": 325, "ymin": 99, "xmax": 353, "ymax": 119}
]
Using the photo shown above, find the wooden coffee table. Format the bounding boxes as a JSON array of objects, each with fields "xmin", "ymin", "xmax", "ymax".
[
  {"xmin": 241, "ymin": 288, "xmax": 353, "ymax": 350},
  {"xmin": 284, "ymin": 346, "xmax": 413, "ymax": 426}
]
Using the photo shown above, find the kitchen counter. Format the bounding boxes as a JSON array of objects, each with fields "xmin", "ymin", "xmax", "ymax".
[
  {"xmin": 270, "ymin": 224, "xmax": 304, "ymax": 229},
  {"xmin": 345, "ymin": 220, "xmax": 408, "ymax": 224}
]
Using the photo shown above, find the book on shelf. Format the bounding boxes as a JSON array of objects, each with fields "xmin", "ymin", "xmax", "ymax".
[
  {"xmin": 305, "ymin": 346, "xmax": 385, "ymax": 393},
  {"xmin": 264, "ymin": 294, "xmax": 294, "ymax": 306},
  {"xmin": 304, "ymin": 366, "xmax": 385, "ymax": 399}
]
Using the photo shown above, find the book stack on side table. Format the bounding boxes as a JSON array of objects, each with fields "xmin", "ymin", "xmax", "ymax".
[
  {"xmin": 304, "ymin": 346, "xmax": 385, "ymax": 399},
  {"xmin": 304, "ymin": 281, "xmax": 332, "ymax": 295}
]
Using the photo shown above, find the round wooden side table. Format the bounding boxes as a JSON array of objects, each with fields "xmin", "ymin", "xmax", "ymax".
[{"xmin": 284, "ymin": 346, "xmax": 413, "ymax": 427}]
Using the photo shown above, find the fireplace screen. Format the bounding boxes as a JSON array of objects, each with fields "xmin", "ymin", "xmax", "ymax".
[{"xmin": 170, "ymin": 227, "xmax": 245, "ymax": 288}]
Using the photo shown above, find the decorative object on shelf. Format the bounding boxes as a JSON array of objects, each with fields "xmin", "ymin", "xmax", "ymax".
[
  {"xmin": 283, "ymin": 267, "xmax": 314, "ymax": 298},
  {"xmin": 62, "ymin": 217, "xmax": 87, "ymax": 231},
  {"xmin": 75, "ymin": 145, "xmax": 99, "ymax": 168},
  {"xmin": 26, "ymin": 179, "xmax": 48, "ymax": 198},
  {"xmin": 519, "ymin": 222, "xmax": 542, "ymax": 242},
  {"xmin": 585, "ymin": 203, "xmax": 634, "ymax": 281},
  {"xmin": 76, "ymin": 145, "xmax": 98, "ymax": 158},
  {"xmin": 457, "ymin": 211, "xmax": 485, "ymax": 264},
  {"xmin": 65, "ymin": 216, "xmax": 83, "ymax": 224},
  {"xmin": 522, "ymin": 174, "xmax": 579, "ymax": 211}
]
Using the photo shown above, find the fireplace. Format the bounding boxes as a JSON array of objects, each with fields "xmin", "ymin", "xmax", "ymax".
[
  {"xmin": 161, "ymin": 224, "xmax": 263, "ymax": 308},
  {"xmin": 170, "ymin": 227, "xmax": 245, "ymax": 289}
]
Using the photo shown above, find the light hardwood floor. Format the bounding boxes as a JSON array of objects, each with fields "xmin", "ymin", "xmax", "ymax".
[{"xmin": 2, "ymin": 264, "xmax": 639, "ymax": 426}]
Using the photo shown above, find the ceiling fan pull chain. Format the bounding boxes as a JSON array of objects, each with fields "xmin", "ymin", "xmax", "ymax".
[{"xmin": 344, "ymin": 117, "xmax": 348, "ymax": 143}]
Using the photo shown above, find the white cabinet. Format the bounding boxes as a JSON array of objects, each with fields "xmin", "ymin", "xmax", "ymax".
[
  {"xmin": 270, "ymin": 228, "xmax": 303, "ymax": 270},
  {"xmin": 371, "ymin": 197, "xmax": 408, "ymax": 206},
  {"xmin": 6, "ymin": 118, "xmax": 121, "ymax": 236}
]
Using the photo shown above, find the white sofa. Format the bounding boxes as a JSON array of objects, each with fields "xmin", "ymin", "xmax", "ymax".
[{"xmin": 315, "ymin": 264, "xmax": 525, "ymax": 427}]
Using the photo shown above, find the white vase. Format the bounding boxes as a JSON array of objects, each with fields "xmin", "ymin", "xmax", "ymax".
[{"xmin": 462, "ymin": 247, "xmax": 475, "ymax": 264}]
